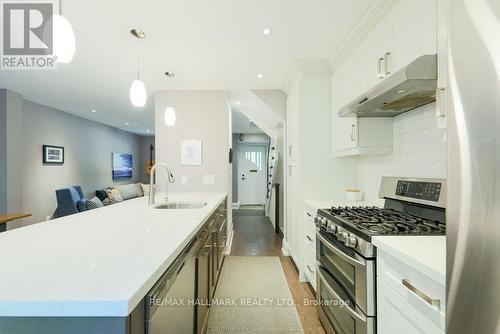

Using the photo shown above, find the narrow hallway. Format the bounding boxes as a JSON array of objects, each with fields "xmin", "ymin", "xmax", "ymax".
[{"xmin": 208, "ymin": 208, "xmax": 325, "ymax": 334}]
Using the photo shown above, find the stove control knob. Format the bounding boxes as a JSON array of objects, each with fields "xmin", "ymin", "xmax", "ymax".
[
  {"xmin": 325, "ymin": 222, "xmax": 333, "ymax": 233},
  {"xmin": 345, "ymin": 236, "xmax": 358, "ymax": 248},
  {"xmin": 314, "ymin": 217, "xmax": 321, "ymax": 227},
  {"xmin": 338, "ymin": 232, "xmax": 349, "ymax": 242}
]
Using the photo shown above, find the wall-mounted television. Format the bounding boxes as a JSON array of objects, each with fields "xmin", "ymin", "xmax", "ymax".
[{"xmin": 112, "ymin": 153, "xmax": 133, "ymax": 180}]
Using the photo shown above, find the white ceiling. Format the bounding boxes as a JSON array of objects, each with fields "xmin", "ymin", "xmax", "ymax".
[{"xmin": 0, "ymin": 0, "xmax": 373, "ymax": 135}]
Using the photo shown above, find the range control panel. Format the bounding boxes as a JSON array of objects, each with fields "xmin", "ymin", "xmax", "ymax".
[{"xmin": 396, "ymin": 180, "xmax": 442, "ymax": 202}]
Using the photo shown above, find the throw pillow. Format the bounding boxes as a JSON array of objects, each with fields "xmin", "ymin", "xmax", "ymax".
[
  {"xmin": 76, "ymin": 199, "xmax": 89, "ymax": 212},
  {"xmin": 87, "ymin": 196, "xmax": 104, "ymax": 210},
  {"xmin": 105, "ymin": 188, "xmax": 123, "ymax": 203},
  {"xmin": 116, "ymin": 183, "xmax": 142, "ymax": 200},
  {"xmin": 95, "ymin": 190, "xmax": 108, "ymax": 202},
  {"xmin": 140, "ymin": 183, "xmax": 150, "ymax": 195}
]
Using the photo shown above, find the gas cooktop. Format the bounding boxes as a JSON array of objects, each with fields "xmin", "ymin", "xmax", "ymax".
[{"xmin": 318, "ymin": 206, "xmax": 446, "ymax": 239}]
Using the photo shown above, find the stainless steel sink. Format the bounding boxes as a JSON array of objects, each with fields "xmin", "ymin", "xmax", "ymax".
[{"xmin": 153, "ymin": 201, "xmax": 208, "ymax": 210}]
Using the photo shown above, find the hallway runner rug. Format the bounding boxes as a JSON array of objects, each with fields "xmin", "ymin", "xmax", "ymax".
[{"xmin": 206, "ymin": 256, "xmax": 304, "ymax": 334}]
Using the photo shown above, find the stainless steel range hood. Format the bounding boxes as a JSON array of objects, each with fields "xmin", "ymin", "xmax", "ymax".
[{"xmin": 339, "ymin": 54, "xmax": 437, "ymax": 118}]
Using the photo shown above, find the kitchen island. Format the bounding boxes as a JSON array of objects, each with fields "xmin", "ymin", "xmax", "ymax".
[{"xmin": 0, "ymin": 192, "xmax": 228, "ymax": 333}]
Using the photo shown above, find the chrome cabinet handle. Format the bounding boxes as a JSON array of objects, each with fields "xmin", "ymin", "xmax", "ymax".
[
  {"xmin": 307, "ymin": 235, "xmax": 313, "ymax": 242},
  {"xmin": 350, "ymin": 124, "xmax": 356, "ymax": 142},
  {"xmin": 378, "ymin": 57, "xmax": 385, "ymax": 79},
  {"xmin": 306, "ymin": 265, "xmax": 314, "ymax": 273},
  {"xmin": 384, "ymin": 52, "xmax": 391, "ymax": 75},
  {"xmin": 402, "ymin": 279, "xmax": 440, "ymax": 307}
]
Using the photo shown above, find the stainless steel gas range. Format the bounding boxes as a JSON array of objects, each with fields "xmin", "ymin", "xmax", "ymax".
[{"xmin": 315, "ymin": 177, "xmax": 446, "ymax": 334}]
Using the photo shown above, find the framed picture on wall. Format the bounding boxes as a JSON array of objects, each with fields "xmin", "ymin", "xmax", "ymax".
[
  {"xmin": 112, "ymin": 153, "xmax": 133, "ymax": 180},
  {"xmin": 43, "ymin": 145, "xmax": 64, "ymax": 164}
]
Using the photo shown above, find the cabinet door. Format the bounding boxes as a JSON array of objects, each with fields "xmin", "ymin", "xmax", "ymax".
[
  {"xmin": 359, "ymin": 18, "xmax": 387, "ymax": 92},
  {"xmin": 286, "ymin": 81, "xmax": 300, "ymax": 161},
  {"xmin": 377, "ymin": 277, "xmax": 444, "ymax": 334},
  {"xmin": 286, "ymin": 163, "xmax": 301, "ymax": 263},
  {"xmin": 386, "ymin": 0, "xmax": 437, "ymax": 75},
  {"xmin": 331, "ymin": 53, "xmax": 359, "ymax": 153}
]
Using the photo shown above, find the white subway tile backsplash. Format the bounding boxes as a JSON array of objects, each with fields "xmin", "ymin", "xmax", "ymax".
[{"xmin": 358, "ymin": 103, "xmax": 447, "ymax": 204}]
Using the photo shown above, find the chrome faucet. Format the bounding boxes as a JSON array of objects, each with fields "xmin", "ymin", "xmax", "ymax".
[{"xmin": 148, "ymin": 162, "xmax": 175, "ymax": 205}]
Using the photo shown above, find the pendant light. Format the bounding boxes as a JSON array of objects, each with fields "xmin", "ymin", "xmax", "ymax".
[
  {"xmin": 164, "ymin": 106, "xmax": 176, "ymax": 126},
  {"xmin": 50, "ymin": 0, "xmax": 76, "ymax": 63},
  {"xmin": 130, "ymin": 29, "xmax": 147, "ymax": 107}
]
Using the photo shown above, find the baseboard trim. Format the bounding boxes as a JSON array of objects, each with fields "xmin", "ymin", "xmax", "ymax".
[{"xmin": 281, "ymin": 239, "xmax": 290, "ymax": 256}]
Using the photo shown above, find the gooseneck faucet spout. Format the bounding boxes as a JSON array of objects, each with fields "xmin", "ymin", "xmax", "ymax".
[{"xmin": 149, "ymin": 162, "xmax": 175, "ymax": 206}]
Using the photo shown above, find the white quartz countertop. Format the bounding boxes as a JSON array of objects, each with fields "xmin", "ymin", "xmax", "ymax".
[
  {"xmin": 372, "ymin": 236, "xmax": 446, "ymax": 285},
  {"xmin": 0, "ymin": 192, "xmax": 227, "ymax": 317}
]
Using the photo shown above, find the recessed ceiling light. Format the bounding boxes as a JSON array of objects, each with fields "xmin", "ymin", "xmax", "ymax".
[
  {"xmin": 261, "ymin": 28, "xmax": 272, "ymax": 36},
  {"xmin": 125, "ymin": 122, "xmax": 130, "ymax": 126},
  {"xmin": 257, "ymin": 73, "xmax": 263, "ymax": 79},
  {"xmin": 90, "ymin": 109, "xmax": 97, "ymax": 113},
  {"xmin": 130, "ymin": 29, "xmax": 146, "ymax": 39},
  {"xmin": 236, "ymin": 101, "xmax": 241, "ymax": 105},
  {"xmin": 396, "ymin": 89, "xmax": 408, "ymax": 94},
  {"xmin": 146, "ymin": 129, "xmax": 150, "ymax": 133}
]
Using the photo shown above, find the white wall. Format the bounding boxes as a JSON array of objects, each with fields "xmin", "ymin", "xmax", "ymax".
[
  {"xmin": 357, "ymin": 104, "xmax": 447, "ymax": 206},
  {"xmin": 154, "ymin": 90, "xmax": 231, "ymax": 194},
  {"xmin": 21, "ymin": 100, "xmax": 144, "ymax": 225}
]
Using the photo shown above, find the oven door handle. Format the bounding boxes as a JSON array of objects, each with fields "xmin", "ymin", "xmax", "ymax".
[
  {"xmin": 317, "ymin": 232, "xmax": 366, "ymax": 268},
  {"xmin": 317, "ymin": 267, "xmax": 367, "ymax": 323}
]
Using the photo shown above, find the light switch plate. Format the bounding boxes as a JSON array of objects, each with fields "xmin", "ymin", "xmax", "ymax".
[
  {"xmin": 181, "ymin": 175, "xmax": 188, "ymax": 184},
  {"xmin": 203, "ymin": 175, "xmax": 216, "ymax": 184}
]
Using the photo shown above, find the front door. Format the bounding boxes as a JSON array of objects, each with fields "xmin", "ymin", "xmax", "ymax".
[{"xmin": 237, "ymin": 144, "xmax": 267, "ymax": 205}]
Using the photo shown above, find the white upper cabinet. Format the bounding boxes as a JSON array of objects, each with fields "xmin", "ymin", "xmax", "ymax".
[
  {"xmin": 331, "ymin": 0, "xmax": 438, "ymax": 157},
  {"xmin": 331, "ymin": 48, "xmax": 360, "ymax": 153},
  {"xmin": 386, "ymin": 0, "xmax": 437, "ymax": 76},
  {"xmin": 359, "ymin": 18, "xmax": 387, "ymax": 93}
]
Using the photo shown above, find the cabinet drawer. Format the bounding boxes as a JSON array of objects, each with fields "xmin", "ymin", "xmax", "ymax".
[
  {"xmin": 377, "ymin": 277, "xmax": 444, "ymax": 334},
  {"xmin": 303, "ymin": 250, "xmax": 316, "ymax": 290},
  {"xmin": 377, "ymin": 249, "xmax": 445, "ymax": 329}
]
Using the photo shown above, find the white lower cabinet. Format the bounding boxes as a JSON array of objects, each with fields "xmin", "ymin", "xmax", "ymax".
[
  {"xmin": 377, "ymin": 278, "xmax": 444, "ymax": 334},
  {"xmin": 302, "ymin": 206, "xmax": 317, "ymax": 291},
  {"xmin": 377, "ymin": 249, "xmax": 445, "ymax": 334}
]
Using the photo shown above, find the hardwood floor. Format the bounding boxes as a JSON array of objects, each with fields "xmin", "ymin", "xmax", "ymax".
[{"xmin": 230, "ymin": 210, "xmax": 326, "ymax": 334}]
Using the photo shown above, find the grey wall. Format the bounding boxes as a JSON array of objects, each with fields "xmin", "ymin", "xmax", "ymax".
[
  {"xmin": 0, "ymin": 90, "xmax": 7, "ymax": 214},
  {"xmin": 231, "ymin": 134, "xmax": 239, "ymax": 202},
  {"xmin": 0, "ymin": 90, "xmax": 24, "ymax": 228},
  {"xmin": 154, "ymin": 90, "xmax": 231, "ymax": 194},
  {"xmin": 21, "ymin": 100, "xmax": 144, "ymax": 225},
  {"xmin": 140, "ymin": 136, "xmax": 155, "ymax": 183}
]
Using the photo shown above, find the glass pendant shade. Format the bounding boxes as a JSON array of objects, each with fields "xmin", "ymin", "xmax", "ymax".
[
  {"xmin": 164, "ymin": 106, "xmax": 176, "ymax": 126},
  {"xmin": 52, "ymin": 14, "xmax": 76, "ymax": 63},
  {"xmin": 130, "ymin": 80, "xmax": 147, "ymax": 107}
]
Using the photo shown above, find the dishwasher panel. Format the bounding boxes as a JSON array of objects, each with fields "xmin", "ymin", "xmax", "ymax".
[{"xmin": 146, "ymin": 238, "xmax": 198, "ymax": 334}]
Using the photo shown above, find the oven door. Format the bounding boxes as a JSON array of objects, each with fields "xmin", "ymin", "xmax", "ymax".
[
  {"xmin": 316, "ymin": 265, "xmax": 375, "ymax": 334},
  {"xmin": 316, "ymin": 230, "xmax": 375, "ymax": 316}
]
